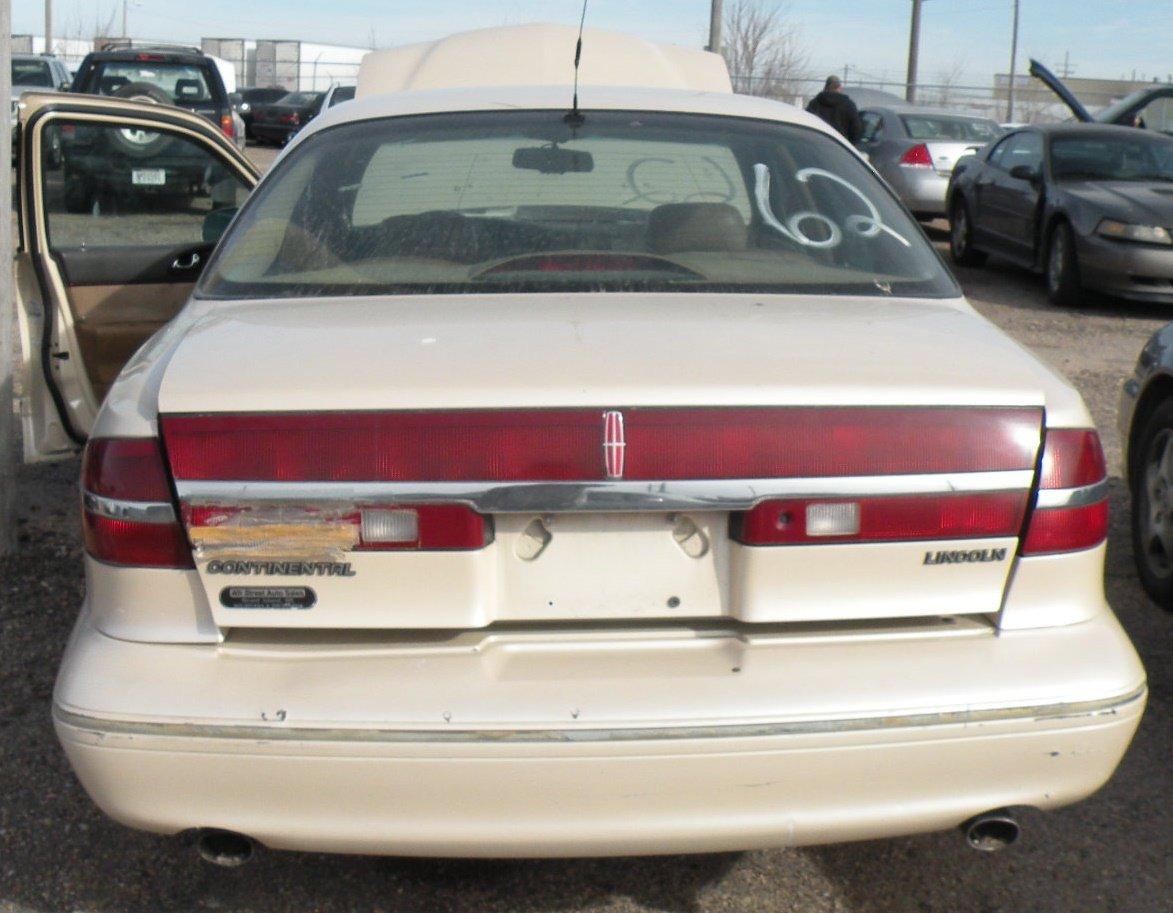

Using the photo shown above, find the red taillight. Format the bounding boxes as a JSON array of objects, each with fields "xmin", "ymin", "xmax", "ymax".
[
  {"xmin": 278, "ymin": 112, "xmax": 300, "ymax": 125},
  {"xmin": 82, "ymin": 437, "xmax": 193, "ymax": 568},
  {"xmin": 899, "ymin": 143, "xmax": 933, "ymax": 168},
  {"xmin": 734, "ymin": 492, "xmax": 1029, "ymax": 545},
  {"xmin": 1021, "ymin": 428, "xmax": 1108, "ymax": 556},
  {"xmin": 160, "ymin": 408, "xmax": 1042, "ymax": 483},
  {"xmin": 219, "ymin": 113, "xmax": 235, "ymax": 138},
  {"xmin": 185, "ymin": 504, "xmax": 489, "ymax": 551}
]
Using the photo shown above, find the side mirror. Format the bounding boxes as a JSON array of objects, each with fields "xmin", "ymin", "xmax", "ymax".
[
  {"xmin": 1009, "ymin": 164, "xmax": 1041, "ymax": 184},
  {"xmin": 202, "ymin": 206, "xmax": 238, "ymax": 243}
]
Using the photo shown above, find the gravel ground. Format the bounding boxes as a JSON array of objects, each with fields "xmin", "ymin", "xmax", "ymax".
[{"xmin": 0, "ymin": 199, "xmax": 1169, "ymax": 911}]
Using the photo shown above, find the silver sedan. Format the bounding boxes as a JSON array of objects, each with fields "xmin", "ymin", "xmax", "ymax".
[{"xmin": 858, "ymin": 106, "xmax": 1002, "ymax": 220}]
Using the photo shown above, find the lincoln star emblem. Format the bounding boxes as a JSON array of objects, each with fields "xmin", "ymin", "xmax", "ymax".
[{"xmin": 602, "ymin": 410, "xmax": 626, "ymax": 479}]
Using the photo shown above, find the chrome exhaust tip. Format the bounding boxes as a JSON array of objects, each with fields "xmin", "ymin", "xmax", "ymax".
[
  {"xmin": 962, "ymin": 809, "xmax": 1021, "ymax": 852},
  {"xmin": 195, "ymin": 829, "xmax": 255, "ymax": 866}
]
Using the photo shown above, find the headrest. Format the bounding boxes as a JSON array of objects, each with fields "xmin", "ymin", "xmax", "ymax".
[{"xmin": 646, "ymin": 203, "xmax": 748, "ymax": 254}]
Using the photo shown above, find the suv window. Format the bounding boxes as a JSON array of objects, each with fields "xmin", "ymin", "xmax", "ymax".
[
  {"xmin": 89, "ymin": 61, "xmax": 213, "ymax": 103},
  {"xmin": 201, "ymin": 110, "xmax": 959, "ymax": 300},
  {"xmin": 860, "ymin": 112, "xmax": 883, "ymax": 143}
]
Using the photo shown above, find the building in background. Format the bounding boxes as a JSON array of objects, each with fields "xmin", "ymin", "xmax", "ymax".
[{"xmin": 200, "ymin": 38, "xmax": 368, "ymax": 91}]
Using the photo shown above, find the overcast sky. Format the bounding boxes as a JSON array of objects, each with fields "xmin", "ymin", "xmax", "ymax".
[{"xmin": 14, "ymin": 0, "xmax": 1173, "ymax": 87}]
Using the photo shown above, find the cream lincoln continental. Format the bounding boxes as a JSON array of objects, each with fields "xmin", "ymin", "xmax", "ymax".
[{"xmin": 14, "ymin": 25, "xmax": 1145, "ymax": 863}]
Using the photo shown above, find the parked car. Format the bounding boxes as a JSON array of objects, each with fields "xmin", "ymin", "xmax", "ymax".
[
  {"xmin": 1031, "ymin": 59, "xmax": 1173, "ymax": 135},
  {"xmin": 248, "ymin": 90, "xmax": 325, "ymax": 145},
  {"xmin": 322, "ymin": 83, "xmax": 356, "ymax": 109},
  {"xmin": 14, "ymin": 24, "xmax": 1145, "ymax": 862},
  {"xmin": 236, "ymin": 86, "xmax": 288, "ymax": 139},
  {"xmin": 1120, "ymin": 325, "xmax": 1173, "ymax": 608},
  {"xmin": 859, "ymin": 106, "xmax": 1002, "ymax": 219},
  {"xmin": 11, "ymin": 53, "xmax": 71, "ymax": 164},
  {"xmin": 71, "ymin": 44, "xmax": 238, "ymax": 145},
  {"xmin": 947, "ymin": 123, "xmax": 1173, "ymax": 305}
]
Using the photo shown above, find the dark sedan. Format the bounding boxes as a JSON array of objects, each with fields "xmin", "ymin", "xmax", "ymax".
[
  {"xmin": 249, "ymin": 91, "xmax": 325, "ymax": 145},
  {"xmin": 947, "ymin": 124, "xmax": 1173, "ymax": 306}
]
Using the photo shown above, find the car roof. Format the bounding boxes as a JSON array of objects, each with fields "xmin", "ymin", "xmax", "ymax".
[
  {"xmin": 298, "ymin": 84, "xmax": 846, "ymax": 149},
  {"xmin": 1019, "ymin": 122, "xmax": 1173, "ymax": 140},
  {"xmin": 864, "ymin": 105, "xmax": 997, "ymax": 122}
]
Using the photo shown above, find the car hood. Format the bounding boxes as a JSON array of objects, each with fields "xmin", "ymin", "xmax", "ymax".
[
  {"xmin": 1061, "ymin": 180, "xmax": 1173, "ymax": 224},
  {"xmin": 153, "ymin": 293, "xmax": 1089, "ymax": 426}
]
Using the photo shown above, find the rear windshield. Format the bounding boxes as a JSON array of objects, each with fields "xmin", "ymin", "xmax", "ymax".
[
  {"xmin": 91, "ymin": 61, "xmax": 213, "ymax": 103},
  {"xmin": 13, "ymin": 59, "xmax": 53, "ymax": 87},
  {"xmin": 279, "ymin": 92, "xmax": 321, "ymax": 107},
  {"xmin": 1050, "ymin": 133, "xmax": 1173, "ymax": 181},
  {"xmin": 900, "ymin": 115, "xmax": 1001, "ymax": 142},
  {"xmin": 200, "ymin": 110, "xmax": 958, "ymax": 299}
]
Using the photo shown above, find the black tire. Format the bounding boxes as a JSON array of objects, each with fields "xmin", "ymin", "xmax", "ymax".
[
  {"xmin": 949, "ymin": 198, "xmax": 987, "ymax": 266},
  {"xmin": 107, "ymin": 83, "xmax": 175, "ymax": 158},
  {"xmin": 1045, "ymin": 220, "xmax": 1082, "ymax": 307},
  {"xmin": 63, "ymin": 174, "xmax": 95, "ymax": 214},
  {"xmin": 1130, "ymin": 398, "xmax": 1173, "ymax": 610}
]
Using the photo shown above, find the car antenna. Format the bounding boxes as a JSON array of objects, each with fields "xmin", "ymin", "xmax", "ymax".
[{"xmin": 564, "ymin": 0, "xmax": 589, "ymax": 128}]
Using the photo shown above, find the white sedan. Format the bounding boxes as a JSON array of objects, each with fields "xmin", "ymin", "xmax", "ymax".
[{"xmin": 14, "ymin": 25, "xmax": 1144, "ymax": 862}]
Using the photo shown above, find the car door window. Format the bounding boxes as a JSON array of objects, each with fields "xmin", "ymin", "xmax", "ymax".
[
  {"xmin": 986, "ymin": 135, "xmax": 1014, "ymax": 168},
  {"xmin": 860, "ymin": 112, "xmax": 883, "ymax": 143},
  {"xmin": 36, "ymin": 117, "xmax": 251, "ymax": 403},
  {"xmin": 992, "ymin": 132, "xmax": 1042, "ymax": 173}
]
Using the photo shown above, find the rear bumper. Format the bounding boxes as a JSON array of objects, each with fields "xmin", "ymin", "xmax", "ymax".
[
  {"xmin": 883, "ymin": 167, "xmax": 951, "ymax": 216},
  {"xmin": 54, "ymin": 610, "xmax": 1146, "ymax": 857}
]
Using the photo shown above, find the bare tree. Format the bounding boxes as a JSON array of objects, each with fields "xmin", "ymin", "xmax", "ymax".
[
  {"xmin": 722, "ymin": 0, "xmax": 810, "ymax": 99},
  {"xmin": 932, "ymin": 59, "xmax": 968, "ymax": 108},
  {"xmin": 62, "ymin": 3, "xmax": 118, "ymax": 48}
]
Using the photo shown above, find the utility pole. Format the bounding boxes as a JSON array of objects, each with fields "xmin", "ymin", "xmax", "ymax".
[
  {"xmin": 122, "ymin": 0, "xmax": 128, "ymax": 39},
  {"xmin": 44, "ymin": 0, "xmax": 52, "ymax": 56},
  {"xmin": 708, "ymin": 0, "xmax": 723, "ymax": 54},
  {"xmin": 1006, "ymin": 0, "xmax": 1020, "ymax": 122},
  {"xmin": 2, "ymin": 0, "xmax": 16, "ymax": 554},
  {"xmin": 905, "ymin": 0, "xmax": 924, "ymax": 103}
]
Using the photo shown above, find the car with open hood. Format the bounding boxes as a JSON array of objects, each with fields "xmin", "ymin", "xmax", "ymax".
[
  {"xmin": 14, "ymin": 24, "xmax": 1145, "ymax": 862},
  {"xmin": 1030, "ymin": 58, "xmax": 1173, "ymax": 135},
  {"xmin": 947, "ymin": 123, "xmax": 1173, "ymax": 305}
]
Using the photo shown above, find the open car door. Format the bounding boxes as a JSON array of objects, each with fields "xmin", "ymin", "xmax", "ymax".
[{"xmin": 15, "ymin": 92, "xmax": 259, "ymax": 461}]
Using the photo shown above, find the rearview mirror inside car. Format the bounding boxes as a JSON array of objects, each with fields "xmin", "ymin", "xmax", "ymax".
[{"xmin": 512, "ymin": 146, "xmax": 594, "ymax": 174}]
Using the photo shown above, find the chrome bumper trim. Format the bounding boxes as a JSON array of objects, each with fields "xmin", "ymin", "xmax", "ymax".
[
  {"xmin": 1034, "ymin": 479, "xmax": 1110, "ymax": 510},
  {"xmin": 175, "ymin": 470, "xmax": 1036, "ymax": 514},
  {"xmin": 53, "ymin": 684, "xmax": 1146, "ymax": 745},
  {"xmin": 82, "ymin": 491, "xmax": 177, "ymax": 524}
]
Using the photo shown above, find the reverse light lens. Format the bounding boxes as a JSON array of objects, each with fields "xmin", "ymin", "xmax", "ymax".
[
  {"xmin": 1096, "ymin": 219, "xmax": 1173, "ymax": 245},
  {"xmin": 899, "ymin": 143, "xmax": 933, "ymax": 168},
  {"xmin": 805, "ymin": 502, "xmax": 861, "ymax": 537},
  {"xmin": 361, "ymin": 509, "xmax": 419, "ymax": 543}
]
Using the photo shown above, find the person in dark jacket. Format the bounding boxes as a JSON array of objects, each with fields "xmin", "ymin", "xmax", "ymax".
[{"xmin": 805, "ymin": 75, "xmax": 864, "ymax": 144}]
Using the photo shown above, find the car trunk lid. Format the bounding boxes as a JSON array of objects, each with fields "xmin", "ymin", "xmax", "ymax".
[{"xmin": 157, "ymin": 293, "xmax": 1054, "ymax": 629}]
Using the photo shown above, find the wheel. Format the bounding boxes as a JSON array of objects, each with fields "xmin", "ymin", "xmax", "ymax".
[
  {"xmin": 107, "ymin": 83, "xmax": 175, "ymax": 157},
  {"xmin": 1045, "ymin": 220, "xmax": 1082, "ymax": 307},
  {"xmin": 1131, "ymin": 398, "xmax": 1173, "ymax": 610},
  {"xmin": 949, "ymin": 199, "xmax": 987, "ymax": 266}
]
